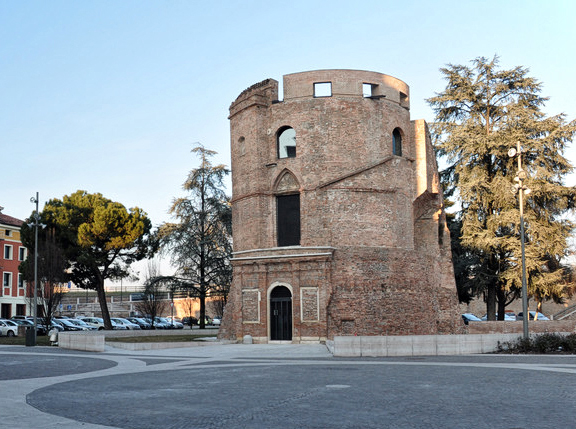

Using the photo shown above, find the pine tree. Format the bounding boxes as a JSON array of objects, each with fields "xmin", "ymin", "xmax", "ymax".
[
  {"xmin": 157, "ymin": 144, "xmax": 232, "ymax": 329},
  {"xmin": 428, "ymin": 56, "xmax": 576, "ymax": 320}
]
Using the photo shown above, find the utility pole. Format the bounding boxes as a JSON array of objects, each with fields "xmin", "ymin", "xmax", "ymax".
[{"xmin": 509, "ymin": 142, "xmax": 530, "ymax": 340}]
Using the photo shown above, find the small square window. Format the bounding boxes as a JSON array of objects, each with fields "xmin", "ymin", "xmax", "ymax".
[
  {"xmin": 363, "ymin": 83, "xmax": 374, "ymax": 97},
  {"xmin": 314, "ymin": 82, "xmax": 332, "ymax": 97},
  {"xmin": 5, "ymin": 229, "xmax": 11, "ymax": 236}
]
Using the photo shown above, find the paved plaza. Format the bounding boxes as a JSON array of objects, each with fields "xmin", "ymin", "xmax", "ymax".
[{"xmin": 1, "ymin": 342, "xmax": 576, "ymax": 429}]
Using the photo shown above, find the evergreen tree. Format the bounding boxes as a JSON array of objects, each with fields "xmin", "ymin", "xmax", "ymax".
[
  {"xmin": 428, "ymin": 56, "xmax": 576, "ymax": 320},
  {"xmin": 156, "ymin": 144, "xmax": 232, "ymax": 329}
]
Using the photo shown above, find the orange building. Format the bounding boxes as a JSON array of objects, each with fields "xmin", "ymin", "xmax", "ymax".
[{"xmin": 0, "ymin": 209, "xmax": 27, "ymax": 318}]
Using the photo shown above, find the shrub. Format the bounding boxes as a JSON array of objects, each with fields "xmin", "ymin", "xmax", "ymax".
[{"xmin": 497, "ymin": 333, "xmax": 576, "ymax": 354}]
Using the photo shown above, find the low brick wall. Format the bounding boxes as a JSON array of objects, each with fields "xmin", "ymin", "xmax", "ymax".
[{"xmin": 466, "ymin": 320, "xmax": 576, "ymax": 334}]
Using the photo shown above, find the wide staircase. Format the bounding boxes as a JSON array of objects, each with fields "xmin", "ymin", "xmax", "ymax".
[
  {"xmin": 553, "ymin": 304, "xmax": 576, "ymax": 321},
  {"xmin": 58, "ymin": 295, "xmax": 137, "ymax": 317}
]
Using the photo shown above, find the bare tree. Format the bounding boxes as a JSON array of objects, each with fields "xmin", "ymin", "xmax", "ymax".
[
  {"xmin": 20, "ymin": 229, "xmax": 67, "ymax": 327},
  {"xmin": 134, "ymin": 261, "xmax": 167, "ymax": 328},
  {"xmin": 180, "ymin": 295, "xmax": 198, "ymax": 325}
]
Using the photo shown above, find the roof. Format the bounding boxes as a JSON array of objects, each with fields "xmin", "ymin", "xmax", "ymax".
[{"xmin": 0, "ymin": 213, "xmax": 24, "ymax": 228}]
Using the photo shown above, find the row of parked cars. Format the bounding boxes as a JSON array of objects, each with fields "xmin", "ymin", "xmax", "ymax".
[
  {"xmin": 462, "ymin": 311, "xmax": 550, "ymax": 325},
  {"xmin": 0, "ymin": 315, "xmax": 190, "ymax": 336}
]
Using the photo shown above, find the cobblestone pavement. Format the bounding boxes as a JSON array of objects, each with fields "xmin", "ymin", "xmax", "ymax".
[{"xmin": 1, "ymin": 343, "xmax": 576, "ymax": 429}]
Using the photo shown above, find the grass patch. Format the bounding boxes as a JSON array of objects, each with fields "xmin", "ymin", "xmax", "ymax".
[
  {"xmin": 497, "ymin": 333, "xmax": 576, "ymax": 354},
  {"xmin": 105, "ymin": 334, "xmax": 212, "ymax": 343},
  {"xmin": 0, "ymin": 335, "xmax": 52, "ymax": 346}
]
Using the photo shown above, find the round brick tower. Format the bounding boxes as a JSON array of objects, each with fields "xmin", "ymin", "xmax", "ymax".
[{"xmin": 219, "ymin": 70, "xmax": 461, "ymax": 343}]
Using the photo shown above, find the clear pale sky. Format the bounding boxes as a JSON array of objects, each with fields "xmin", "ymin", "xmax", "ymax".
[{"xmin": 2, "ymin": 1, "xmax": 575, "ymax": 240}]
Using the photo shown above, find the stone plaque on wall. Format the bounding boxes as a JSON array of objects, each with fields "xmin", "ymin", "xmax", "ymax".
[
  {"xmin": 242, "ymin": 289, "xmax": 260, "ymax": 323},
  {"xmin": 301, "ymin": 287, "xmax": 319, "ymax": 322}
]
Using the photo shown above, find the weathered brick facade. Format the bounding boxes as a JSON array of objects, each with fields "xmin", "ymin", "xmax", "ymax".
[{"xmin": 218, "ymin": 70, "xmax": 461, "ymax": 343}]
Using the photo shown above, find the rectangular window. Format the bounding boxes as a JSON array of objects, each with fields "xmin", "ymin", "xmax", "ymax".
[
  {"xmin": 363, "ymin": 83, "xmax": 374, "ymax": 97},
  {"xmin": 313, "ymin": 82, "xmax": 332, "ymax": 97},
  {"xmin": 3, "ymin": 272, "xmax": 12, "ymax": 288},
  {"xmin": 277, "ymin": 194, "xmax": 301, "ymax": 247},
  {"xmin": 5, "ymin": 229, "xmax": 11, "ymax": 237},
  {"xmin": 18, "ymin": 247, "xmax": 27, "ymax": 261},
  {"xmin": 4, "ymin": 244, "xmax": 13, "ymax": 260},
  {"xmin": 16, "ymin": 304, "xmax": 26, "ymax": 316},
  {"xmin": 18, "ymin": 274, "xmax": 25, "ymax": 289}
]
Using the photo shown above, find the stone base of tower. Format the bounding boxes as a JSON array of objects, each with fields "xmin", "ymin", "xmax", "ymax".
[
  {"xmin": 326, "ymin": 247, "xmax": 462, "ymax": 338},
  {"xmin": 218, "ymin": 246, "xmax": 462, "ymax": 343}
]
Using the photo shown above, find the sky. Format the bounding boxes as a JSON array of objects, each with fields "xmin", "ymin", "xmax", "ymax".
[{"xmin": 1, "ymin": 0, "xmax": 575, "ymax": 281}]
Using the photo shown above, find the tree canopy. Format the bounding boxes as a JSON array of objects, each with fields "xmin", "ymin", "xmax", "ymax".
[
  {"xmin": 22, "ymin": 190, "xmax": 156, "ymax": 329},
  {"xmin": 428, "ymin": 56, "xmax": 576, "ymax": 319},
  {"xmin": 156, "ymin": 144, "xmax": 232, "ymax": 328}
]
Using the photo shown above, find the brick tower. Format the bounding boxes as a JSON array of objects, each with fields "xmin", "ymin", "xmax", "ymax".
[{"xmin": 219, "ymin": 70, "xmax": 461, "ymax": 343}]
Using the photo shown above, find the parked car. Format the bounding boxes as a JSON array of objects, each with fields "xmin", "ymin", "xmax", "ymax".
[
  {"xmin": 481, "ymin": 313, "xmax": 517, "ymax": 321},
  {"xmin": 12, "ymin": 318, "xmax": 48, "ymax": 335},
  {"xmin": 37, "ymin": 318, "xmax": 65, "ymax": 332},
  {"xmin": 126, "ymin": 317, "xmax": 152, "ymax": 330},
  {"xmin": 11, "ymin": 315, "xmax": 32, "ymax": 321},
  {"xmin": 181, "ymin": 316, "xmax": 198, "ymax": 326},
  {"xmin": 51, "ymin": 319, "xmax": 66, "ymax": 331},
  {"xmin": 461, "ymin": 313, "xmax": 482, "ymax": 325},
  {"xmin": 211, "ymin": 317, "xmax": 222, "ymax": 326},
  {"xmin": 56, "ymin": 319, "xmax": 84, "ymax": 331},
  {"xmin": 153, "ymin": 317, "xmax": 175, "ymax": 329},
  {"xmin": 516, "ymin": 311, "xmax": 550, "ymax": 321},
  {"xmin": 0, "ymin": 319, "xmax": 19, "ymax": 337},
  {"xmin": 36, "ymin": 317, "xmax": 64, "ymax": 333},
  {"xmin": 68, "ymin": 319, "xmax": 98, "ymax": 331},
  {"xmin": 198, "ymin": 317, "xmax": 212, "ymax": 326},
  {"xmin": 161, "ymin": 317, "xmax": 184, "ymax": 329},
  {"xmin": 78, "ymin": 317, "xmax": 107, "ymax": 330},
  {"xmin": 77, "ymin": 317, "xmax": 127, "ymax": 330},
  {"xmin": 144, "ymin": 317, "xmax": 168, "ymax": 329},
  {"xmin": 111, "ymin": 318, "xmax": 141, "ymax": 330}
]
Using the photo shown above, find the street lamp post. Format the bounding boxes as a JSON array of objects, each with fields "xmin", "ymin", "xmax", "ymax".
[
  {"xmin": 30, "ymin": 192, "xmax": 39, "ymax": 346},
  {"xmin": 509, "ymin": 142, "xmax": 530, "ymax": 340}
]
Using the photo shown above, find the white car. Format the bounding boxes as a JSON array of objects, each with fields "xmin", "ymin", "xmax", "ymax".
[
  {"xmin": 78, "ymin": 317, "xmax": 105, "ymax": 330},
  {"xmin": 0, "ymin": 319, "xmax": 19, "ymax": 337},
  {"xmin": 212, "ymin": 317, "xmax": 222, "ymax": 326},
  {"xmin": 111, "ymin": 318, "xmax": 141, "ymax": 330},
  {"xmin": 78, "ymin": 317, "xmax": 127, "ymax": 330},
  {"xmin": 68, "ymin": 319, "xmax": 98, "ymax": 331}
]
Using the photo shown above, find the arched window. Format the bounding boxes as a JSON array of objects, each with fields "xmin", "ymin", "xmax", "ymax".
[
  {"xmin": 392, "ymin": 128, "xmax": 402, "ymax": 156},
  {"xmin": 277, "ymin": 127, "xmax": 296, "ymax": 159}
]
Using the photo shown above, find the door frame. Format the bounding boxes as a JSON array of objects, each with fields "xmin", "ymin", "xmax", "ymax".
[{"xmin": 267, "ymin": 282, "xmax": 293, "ymax": 342}]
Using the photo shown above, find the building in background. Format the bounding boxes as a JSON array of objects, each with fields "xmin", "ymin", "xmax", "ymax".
[
  {"xmin": 0, "ymin": 207, "xmax": 27, "ymax": 318},
  {"xmin": 219, "ymin": 70, "xmax": 461, "ymax": 343}
]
